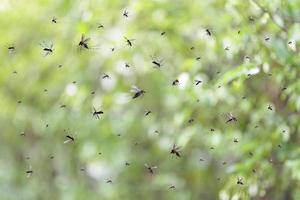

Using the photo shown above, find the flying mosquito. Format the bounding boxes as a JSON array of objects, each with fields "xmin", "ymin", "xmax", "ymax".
[
  {"xmin": 224, "ymin": 112, "xmax": 237, "ymax": 123},
  {"xmin": 206, "ymin": 29, "xmax": 211, "ymax": 36},
  {"xmin": 195, "ymin": 80, "xmax": 202, "ymax": 85},
  {"xmin": 26, "ymin": 165, "xmax": 33, "ymax": 178},
  {"xmin": 102, "ymin": 73, "xmax": 110, "ymax": 79},
  {"xmin": 145, "ymin": 110, "xmax": 152, "ymax": 116},
  {"xmin": 268, "ymin": 105, "xmax": 273, "ymax": 110},
  {"xmin": 106, "ymin": 179, "xmax": 112, "ymax": 183},
  {"xmin": 233, "ymin": 138, "xmax": 239, "ymax": 143},
  {"xmin": 172, "ymin": 79, "xmax": 179, "ymax": 86},
  {"xmin": 7, "ymin": 44, "xmax": 15, "ymax": 52},
  {"xmin": 131, "ymin": 85, "xmax": 146, "ymax": 99},
  {"xmin": 123, "ymin": 10, "xmax": 129, "ymax": 17},
  {"xmin": 78, "ymin": 34, "xmax": 90, "ymax": 50},
  {"xmin": 170, "ymin": 144, "xmax": 181, "ymax": 157},
  {"xmin": 92, "ymin": 107, "xmax": 104, "ymax": 119},
  {"xmin": 125, "ymin": 63, "xmax": 131, "ymax": 68},
  {"xmin": 169, "ymin": 185, "xmax": 176, "ymax": 189},
  {"xmin": 97, "ymin": 23, "xmax": 104, "ymax": 29},
  {"xmin": 64, "ymin": 134, "xmax": 75, "ymax": 144},
  {"xmin": 237, "ymin": 177, "xmax": 244, "ymax": 185},
  {"xmin": 124, "ymin": 37, "xmax": 135, "ymax": 47},
  {"xmin": 144, "ymin": 164, "xmax": 157, "ymax": 174},
  {"xmin": 40, "ymin": 42, "xmax": 54, "ymax": 56},
  {"xmin": 151, "ymin": 56, "xmax": 164, "ymax": 68},
  {"xmin": 51, "ymin": 16, "xmax": 57, "ymax": 23}
]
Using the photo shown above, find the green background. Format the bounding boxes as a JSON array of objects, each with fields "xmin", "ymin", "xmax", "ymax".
[{"xmin": 0, "ymin": 0, "xmax": 300, "ymax": 199}]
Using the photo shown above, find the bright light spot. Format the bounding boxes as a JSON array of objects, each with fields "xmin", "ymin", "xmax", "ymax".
[
  {"xmin": 87, "ymin": 161, "xmax": 111, "ymax": 180},
  {"xmin": 178, "ymin": 72, "xmax": 189, "ymax": 89},
  {"xmin": 65, "ymin": 84, "xmax": 77, "ymax": 96},
  {"xmin": 100, "ymin": 76, "xmax": 116, "ymax": 91}
]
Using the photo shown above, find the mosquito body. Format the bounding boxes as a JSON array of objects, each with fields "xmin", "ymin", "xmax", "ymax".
[
  {"xmin": 170, "ymin": 144, "xmax": 181, "ymax": 157},
  {"xmin": 40, "ymin": 42, "xmax": 54, "ymax": 56},
  {"xmin": 78, "ymin": 34, "xmax": 90, "ymax": 50},
  {"xmin": 51, "ymin": 17, "xmax": 57, "ymax": 23},
  {"xmin": 172, "ymin": 79, "xmax": 179, "ymax": 86},
  {"xmin": 92, "ymin": 107, "xmax": 104, "ymax": 119},
  {"xmin": 102, "ymin": 73, "xmax": 110, "ymax": 79},
  {"xmin": 237, "ymin": 177, "xmax": 244, "ymax": 185},
  {"xmin": 131, "ymin": 85, "xmax": 146, "ymax": 99},
  {"xmin": 144, "ymin": 164, "xmax": 157, "ymax": 174},
  {"xmin": 225, "ymin": 113, "xmax": 237, "ymax": 123},
  {"xmin": 195, "ymin": 80, "xmax": 202, "ymax": 85},
  {"xmin": 124, "ymin": 37, "xmax": 135, "ymax": 47},
  {"xmin": 64, "ymin": 135, "xmax": 75, "ymax": 144},
  {"xmin": 123, "ymin": 10, "xmax": 129, "ymax": 17}
]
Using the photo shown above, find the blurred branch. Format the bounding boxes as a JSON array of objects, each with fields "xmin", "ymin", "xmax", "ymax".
[{"xmin": 251, "ymin": 0, "xmax": 288, "ymax": 33}]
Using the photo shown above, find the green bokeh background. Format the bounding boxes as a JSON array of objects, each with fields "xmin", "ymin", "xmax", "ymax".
[{"xmin": 0, "ymin": 0, "xmax": 300, "ymax": 199}]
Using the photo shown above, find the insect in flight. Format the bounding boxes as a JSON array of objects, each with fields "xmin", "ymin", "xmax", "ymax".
[
  {"xmin": 97, "ymin": 23, "xmax": 104, "ymax": 29},
  {"xmin": 123, "ymin": 10, "xmax": 129, "ymax": 17},
  {"xmin": 102, "ymin": 73, "xmax": 110, "ymax": 79},
  {"xmin": 125, "ymin": 63, "xmax": 131, "ymax": 68},
  {"xmin": 144, "ymin": 164, "xmax": 157, "ymax": 174},
  {"xmin": 124, "ymin": 37, "xmax": 135, "ymax": 47},
  {"xmin": 131, "ymin": 85, "xmax": 146, "ymax": 99},
  {"xmin": 206, "ymin": 29, "xmax": 211, "ymax": 36},
  {"xmin": 169, "ymin": 185, "xmax": 176, "ymax": 189},
  {"xmin": 78, "ymin": 34, "xmax": 90, "ymax": 50},
  {"xmin": 92, "ymin": 107, "xmax": 104, "ymax": 119},
  {"xmin": 64, "ymin": 132, "xmax": 75, "ymax": 144},
  {"xmin": 237, "ymin": 177, "xmax": 244, "ymax": 185},
  {"xmin": 40, "ymin": 41, "xmax": 54, "ymax": 56},
  {"xmin": 224, "ymin": 112, "xmax": 237, "ymax": 123},
  {"xmin": 195, "ymin": 80, "xmax": 202, "ymax": 85},
  {"xmin": 151, "ymin": 56, "xmax": 164, "ymax": 68},
  {"xmin": 170, "ymin": 144, "xmax": 181, "ymax": 157},
  {"xmin": 172, "ymin": 79, "xmax": 179, "ymax": 86},
  {"xmin": 26, "ymin": 165, "xmax": 33, "ymax": 178},
  {"xmin": 268, "ymin": 105, "xmax": 273, "ymax": 110},
  {"xmin": 145, "ymin": 110, "xmax": 152, "ymax": 116},
  {"xmin": 51, "ymin": 16, "xmax": 57, "ymax": 23}
]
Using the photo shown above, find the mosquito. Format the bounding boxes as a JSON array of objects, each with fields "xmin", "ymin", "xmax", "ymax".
[
  {"xmin": 151, "ymin": 56, "xmax": 164, "ymax": 68},
  {"xmin": 124, "ymin": 37, "xmax": 135, "ymax": 47},
  {"xmin": 123, "ymin": 10, "xmax": 129, "ymax": 17},
  {"xmin": 145, "ymin": 110, "xmax": 152, "ymax": 116},
  {"xmin": 144, "ymin": 164, "xmax": 157, "ymax": 174},
  {"xmin": 106, "ymin": 179, "xmax": 112, "ymax": 183},
  {"xmin": 64, "ymin": 133, "xmax": 75, "ymax": 144},
  {"xmin": 131, "ymin": 85, "xmax": 146, "ymax": 99},
  {"xmin": 125, "ymin": 63, "xmax": 131, "ymax": 68},
  {"xmin": 26, "ymin": 165, "xmax": 33, "ymax": 178},
  {"xmin": 161, "ymin": 31, "xmax": 166, "ymax": 36},
  {"xmin": 237, "ymin": 177, "xmax": 244, "ymax": 185},
  {"xmin": 51, "ymin": 16, "xmax": 57, "ymax": 23},
  {"xmin": 78, "ymin": 34, "xmax": 90, "ymax": 50},
  {"xmin": 92, "ymin": 107, "xmax": 104, "ymax": 119},
  {"xmin": 268, "ymin": 105, "xmax": 273, "ymax": 110},
  {"xmin": 102, "ymin": 73, "xmax": 110, "ymax": 79},
  {"xmin": 233, "ymin": 137, "xmax": 239, "ymax": 143},
  {"xmin": 97, "ymin": 23, "xmax": 104, "ymax": 29},
  {"xmin": 172, "ymin": 79, "xmax": 179, "ymax": 86},
  {"xmin": 7, "ymin": 44, "xmax": 15, "ymax": 52},
  {"xmin": 170, "ymin": 144, "xmax": 181, "ymax": 157},
  {"xmin": 195, "ymin": 80, "xmax": 202, "ymax": 85},
  {"xmin": 169, "ymin": 185, "xmax": 176, "ymax": 189},
  {"xmin": 206, "ymin": 29, "xmax": 211, "ymax": 36},
  {"xmin": 225, "ymin": 113, "xmax": 237, "ymax": 123},
  {"xmin": 40, "ymin": 42, "xmax": 54, "ymax": 56}
]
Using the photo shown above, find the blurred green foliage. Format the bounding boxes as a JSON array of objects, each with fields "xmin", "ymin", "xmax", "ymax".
[{"xmin": 0, "ymin": 0, "xmax": 300, "ymax": 199}]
